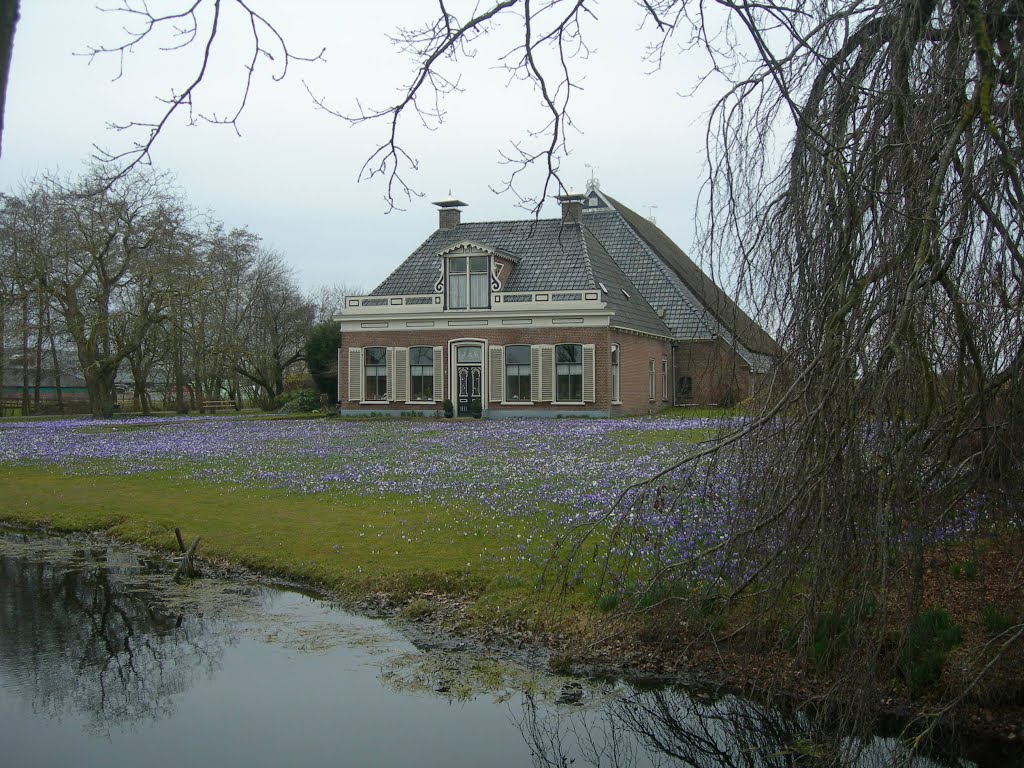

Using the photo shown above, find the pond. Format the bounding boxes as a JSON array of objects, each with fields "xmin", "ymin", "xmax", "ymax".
[{"xmin": 0, "ymin": 531, "xmax": 1013, "ymax": 767}]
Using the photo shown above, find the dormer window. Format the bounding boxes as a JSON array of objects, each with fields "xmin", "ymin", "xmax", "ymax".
[{"xmin": 447, "ymin": 255, "xmax": 490, "ymax": 309}]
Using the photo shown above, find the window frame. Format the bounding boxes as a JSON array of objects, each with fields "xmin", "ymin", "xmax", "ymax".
[
  {"xmin": 677, "ymin": 375, "xmax": 693, "ymax": 401},
  {"xmin": 409, "ymin": 346, "xmax": 435, "ymax": 402},
  {"xmin": 364, "ymin": 347, "xmax": 388, "ymax": 402},
  {"xmin": 648, "ymin": 359, "xmax": 656, "ymax": 401},
  {"xmin": 661, "ymin": 358, "xmax": 669, "ymax": 402},
  {"xmin": 503, "ymin": 345, "xmax": 532, "ymax": 403},
  {"xmin": 446, "ymin": 255, "xmax": 491, "ymax": 310},
  {"xmin": 610, "ymin": 343, "xmax": 621, "ymax": 404},
  {"xmin": 554, "ymin": 343, "xmax": 584, "ymax": 404}
]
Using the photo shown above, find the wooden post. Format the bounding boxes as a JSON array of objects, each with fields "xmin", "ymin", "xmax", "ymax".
[
  {"xmin": 174, "ymin": 527, "xmax": 186, "ymax": 553},
  {"xmin": 174, "ymin": 535, "xmax": 201, "ymax": 581}
]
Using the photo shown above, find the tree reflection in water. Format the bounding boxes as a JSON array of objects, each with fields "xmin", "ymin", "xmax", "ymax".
[
  {"xmin": 513, "ymin": 684, "xmax": 968, "ymax": 768},
  {"xmin": 0, "ymin": 533, "xmax": 232, "ymax": 735}
]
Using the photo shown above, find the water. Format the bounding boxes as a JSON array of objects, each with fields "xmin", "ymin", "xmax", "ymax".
[{"xmin": 0, "ymin": 532, "xmax": 1012, "ymax": 767}]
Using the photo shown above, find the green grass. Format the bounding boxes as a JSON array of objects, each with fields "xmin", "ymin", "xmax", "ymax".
[
  {"xmin": 608, "ymin": 427, "xmax": 717, "ymax": 449},
  {"xmin": 899, "ymin": 608, "xmax": 962, "ymax": 697},
  {"xmin": 0, "ymin": 464, "xmax": 537, "ymax": 598},
  {"xmin": 981, "ymin": 604, "xmax": 1017, "ymax": 634}
]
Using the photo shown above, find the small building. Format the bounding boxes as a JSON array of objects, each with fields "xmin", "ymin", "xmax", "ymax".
[{"xmin": 337, "ymin": 182, "xmax": 780, "ymax": 417}]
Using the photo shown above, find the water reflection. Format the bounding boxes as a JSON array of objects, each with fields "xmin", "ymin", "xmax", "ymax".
[
  {"xmin": 0, "ymin": 533, "xmax": 230, "ymax": 734},
  {"xmin": 512, "ymin": 686, "xmax": 974, "ymax": 768},
  {"xmin": 0, "ymin": 532, "xmax": 1014, "ymax": 768}
]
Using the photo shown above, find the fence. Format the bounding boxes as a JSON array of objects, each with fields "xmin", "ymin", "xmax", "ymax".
[{"xmin": 0, "ymin": 399, "xmax": 93, "ymax": 417}]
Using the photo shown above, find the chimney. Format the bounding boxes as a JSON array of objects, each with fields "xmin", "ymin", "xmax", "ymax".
[
  {"xmin": 433, "ymin": 197, "xmax": 467, "ymax": 229},
  {"xmin": 556, "ymin": 192, "xmax": 587, "ymax": 225}
]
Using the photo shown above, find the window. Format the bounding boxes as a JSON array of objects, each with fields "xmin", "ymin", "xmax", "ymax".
[
  {"xmin": 410, "ymin": 347, "xmax": 434, "ymax": 401},
  {"xmin": 447, "ymin": 255, "xmax": 490, "ymax": 309},
  {"xmin": 677, "ymin": 376, "xmax": 693, "ymax": 401},
  {"xmin": 456, "ymin": 345, "xmax": 482, "ymax": 363},
  {"xmin": 661, "ymin": 358, "xmax": 669, "ymax": 402},
  {"xmin": 648, "ymin": 359, "xmax": 655, "ymax": 400},
  {"xmin": 505, "ymin": 345, "xmax": 531, "ymax": 401},
  {"xmin": 556, "ymin": 344, "xmax": 583, "ymax": 402},
  {"xmin": 610, "ymin": 344, "xmax": 620, "ymax": 403},
  {"xmin": 365, "ymin": 347, "xmax": 387, "ymax": 401}
]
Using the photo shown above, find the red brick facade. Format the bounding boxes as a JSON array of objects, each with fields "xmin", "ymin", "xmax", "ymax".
[
  {"xmin": 674, "ymin": 339, "xmax": 759, "ymax": 405},
  {"xmin": 341, "ymin": 327, "xmax": 695, "ymax": 416},
  {"xmin": 341, "ymin": 328, "xmax": 764, "ymax": 415}
]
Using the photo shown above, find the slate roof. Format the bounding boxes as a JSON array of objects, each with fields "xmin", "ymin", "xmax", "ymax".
[
  {"xmin": 595, "ymin": 191, "xmax": 782, "ymax": 357},
  {"xmin": 369, "ymin": 189, "xmax": 779, "ymax": 358}
]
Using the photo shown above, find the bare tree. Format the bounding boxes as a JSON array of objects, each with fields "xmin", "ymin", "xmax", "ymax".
[
  {"xmin": 78, "ymin": 0, "xmax": 323, "ymax": 180},
  {"xmin": 330, "ymin": 0, "xmax": 1023, "ymax": 747},
  {"xmin": 234, "ymin": 250, "xmax": 313, "ymax": 406},
  {"xmin": 8, "ymin": 168, "xmax": 186, "ymax": 417}
]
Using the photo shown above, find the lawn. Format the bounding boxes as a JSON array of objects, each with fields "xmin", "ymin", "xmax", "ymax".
[{"xmin": 0, "ymin": 413, "xmax": 735, "ymax": 597}]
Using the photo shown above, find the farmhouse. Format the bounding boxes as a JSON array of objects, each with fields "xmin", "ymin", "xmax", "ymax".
[{"xmin": 337, "ymin": 182, "xmax": 780, "ymax": 417}]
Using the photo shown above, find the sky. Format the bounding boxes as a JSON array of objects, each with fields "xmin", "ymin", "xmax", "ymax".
[{"xmin": 1, "ymin": 0, "xmax": 722, "ymax": 294}]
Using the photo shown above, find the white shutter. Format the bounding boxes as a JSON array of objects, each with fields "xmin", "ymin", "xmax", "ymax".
[
  {"xmin": 583, "ymin": 344, "xmax": 596, "ymax": 403},
  {"xmin": 489, "ymin": 345, "xmax": 504, "ymax": 403},
  {"xmin": 540, "ymin": 345, "xmax": 555, "ymax": 402},
  {"xmin": 393, "ymin": 347, "xmax": 409, "ymax": 402},
  {"xmin": 337, "ymin": 346, "xmax": 342, "ymax": 403},
  {"xmin": 432, "ymin": 346, "xmax": 444, "ymax": 402},
  {"xmin": 530, "ymin": 346, "xmax": 542, "ymax": 402},
  {"xmin": 386, "ymin": 348, "xmax": 395, "ymax": 402},
  {"xmin": 347, "ymin": 348, "xmax": 363, "ymax": 402}
]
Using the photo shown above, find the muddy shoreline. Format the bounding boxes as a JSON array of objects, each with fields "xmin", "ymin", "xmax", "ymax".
[{"xmin": 4, "ymin": 522, "xmax": 1021, "ymax": 764}]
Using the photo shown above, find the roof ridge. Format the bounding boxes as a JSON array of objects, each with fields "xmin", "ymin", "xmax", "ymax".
[
  {"xmin": 586, "ymin": 200, "xmax": 717, "ymax": 340},
  {"xmin": 600, "ymin": 192, "xmax": 781, "ymax": 356}
]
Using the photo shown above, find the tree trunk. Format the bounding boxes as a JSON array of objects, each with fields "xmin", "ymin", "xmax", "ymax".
[
  {"xmin": 32, "ymin": 290, "xmax": 43, "ymax": 406},
  {"xmin": 48, "ymin": 317, "xmax": 63, "ymax": 412},
  {"xmin": 0, "ymin": 0, "xmax": 21, "ymax": 159},
  {"xmin": 85, "ymin": 366, "xmax": 117, "ymax": 418},
  {"xmin": 0, "ymin": 293, "xmax": 6, "ymax": 409},
  {"xmin": 20, "ymin": 292, "xmax": 28, "ymax": 413},
  {"xmin": 173, "ymin": 333, "xmax": 187, "ymax": 413}
]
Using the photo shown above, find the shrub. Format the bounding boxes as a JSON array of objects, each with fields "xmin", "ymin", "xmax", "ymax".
[
  {"xmin": 812, "ymin": 612, "xmax": 849, "ymax": 670},
  {"xmin": 596, "ymin": 593, "xmax": 619, "ymax": 613},
  {"xmin": 981, "ymin": 604, "xmax": 1017, "ymax": 634},
  {"xmin": 401, "ymin": 598, "xmax": 436, "ymax": 621},
  {"xmin": 718, "ymin": 388, "xmax": 738, "ymax": 408},
  {"xmin": 949, "ymin": 558, "xmax": 978, "ymax": 579},
  {"xmin": 277, "ymin": 389, "xmax": 321, "ymax": 413},
  {"xmin": 443, "ymin": 399, "xmax": 454, "ymax": 418},
  {"xmin": 899, "ymin": 608, "xmax": 962, "ymax": 697}
]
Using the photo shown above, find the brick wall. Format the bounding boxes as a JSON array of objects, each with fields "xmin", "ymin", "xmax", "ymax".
[
  {"xmin": 674, "ymin": 339, "xmax": 754, "ymax": 405},
  {"xmin": 341, "ymin": 327, "xmax": 772, "ymax": 412},
  {"xmin": 610, "ymin": 331, "xmax": 673, "ymax": 415},
  {"xmin": 341, "ymin": 327, "xmax": 613, "ymax": 414}
]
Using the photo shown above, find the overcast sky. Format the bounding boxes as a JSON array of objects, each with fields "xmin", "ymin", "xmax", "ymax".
[{"xmin": 1, "ymin": 1, "xmax": 721, "ymax": 294}]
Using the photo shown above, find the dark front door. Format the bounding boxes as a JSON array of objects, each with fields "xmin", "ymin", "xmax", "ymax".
[{"xmin": 456, "ymin": 364, "xmax": 481, "ymax": 416}]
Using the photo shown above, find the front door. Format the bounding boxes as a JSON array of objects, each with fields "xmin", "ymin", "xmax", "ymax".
[{"xmin": 454, "ymin": 345, "xmax": 483, "ymax": 417}]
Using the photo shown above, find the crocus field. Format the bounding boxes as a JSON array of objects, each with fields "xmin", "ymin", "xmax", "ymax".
[{"xmin": 0, "ymin": 414, "xmax": 739, "ymax": 589}]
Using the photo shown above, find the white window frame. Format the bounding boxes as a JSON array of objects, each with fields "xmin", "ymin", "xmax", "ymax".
[
  {"xmin": 363, "ymin": 346, "xmax": 389, "ymax": 404},
  {"xmin": 553, "ymin": 343, "xmax": 584, "ymax": 405},
  {"xmin": 661, "ymin": 358, "xmax": 669, "ymax": 402},
  {"xmin": 408, "ymin": 346, "xmax": 436, "ymax": 403},
  {"xmin": 502, "ymin": 344, "xmax": 533, "ymax": 405},
  {"xmin": 610, "ymin": 344, "xmax": 621, "ymax": 404},
  {"xmin": 446, "ymin": 255, "xmax": 490, "ymax": 310},
  {"xmin": 648, "ymin": 359, "xmax": 656, "ymax": 402}
]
